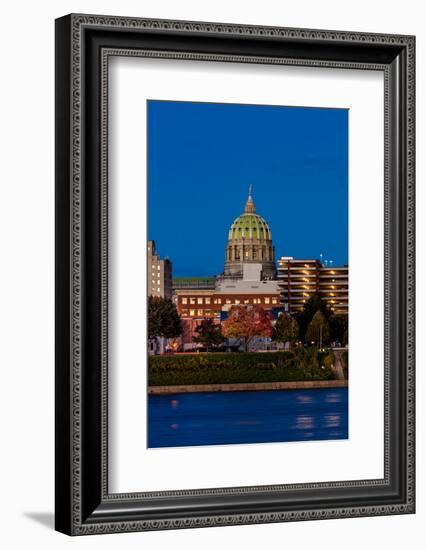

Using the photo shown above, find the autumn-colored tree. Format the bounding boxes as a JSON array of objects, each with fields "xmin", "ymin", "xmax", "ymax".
[
  {"xmin": 222, "ymin": 305, "xmax": 273, "ymax": 352},
  {"xmin": 272, "ymin": 312, "xmax": 299, "ymax": 349},
  {"xmin": 305, "ymin": 310, "xmax": 331, "ymax": 347},
  {"xmin": 193, "ymin": 319, "xmax": 225, "ymax": 350}
]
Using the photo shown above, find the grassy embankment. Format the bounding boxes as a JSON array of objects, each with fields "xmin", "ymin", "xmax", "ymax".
[{"xmin": 148, "ymin": 349, "xmax": 346, "ymax": 387}]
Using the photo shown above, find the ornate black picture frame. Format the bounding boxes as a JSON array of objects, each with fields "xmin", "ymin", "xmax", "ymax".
[{"xmin": 55, "ymin": 14, "xmax": 415, "ymax": 535}]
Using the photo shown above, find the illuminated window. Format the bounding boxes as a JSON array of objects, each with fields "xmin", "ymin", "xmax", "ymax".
[
  {"xmin": 235, "ymin": 299, "xmax": 240, "ymax": 304},
  {"xmin": 181, "ymin": 309, "xmax": 188, "ymax": 316},
  {"xmin": 264, "ymin": 297, "xmax": 270, "ymax": 304},
  {"xmin": 205, "ymin": 298, "xmax": 211, "ymax": 304},
  {"xmin": 244, "ymin": 299, "xmax": 250, "ymax": 304},
  {"xmin": 197, "ymin": 309, "xmax": 203, "ymax": 316},
  {"xmin": 157, "ymin": 266, "xmax": 160, "ymax": 270},
  {"xmin": 272, "ymin": 298, "xmax": 278, "ymax": 304},
  {"xmin": 226, "ymin": 299, "xmax": 231, "ymax": 304},
  {"xmin": 190, "ymin": 298, "xmax": 196, "ymax": 305},
  {"xmin": 182, "ymin": 298, "xmax": 188, "ymax": 304},
  {"xmin": 189, "ymin": 309, "xmax": 195, "ymax": 316},
  {"xmin": 197, "ymin": 297, "xmax": 203, "ymax": 304}
]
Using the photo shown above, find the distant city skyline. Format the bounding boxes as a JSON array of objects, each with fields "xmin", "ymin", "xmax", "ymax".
[{"xmin": 148, "ymin": 100, "xmax": 348, "ymax": 277}]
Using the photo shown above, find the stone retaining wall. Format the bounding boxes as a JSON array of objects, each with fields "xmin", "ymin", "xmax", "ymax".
[{"xmin": 148, "ymin": 379, "xmax": 348, "ymax": 395}]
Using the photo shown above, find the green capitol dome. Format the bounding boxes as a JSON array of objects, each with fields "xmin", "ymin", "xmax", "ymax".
[
  {"xmin": 224, "ymin": 186, "xmax": 276, "ymax": 279},
  {"xmin": 228, "ymin": 213, "xmax": 272, "ymax": 241}
]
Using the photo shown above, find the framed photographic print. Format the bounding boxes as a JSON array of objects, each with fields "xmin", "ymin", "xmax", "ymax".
[{"xmin": 55, "ymin": 14, "xmax": 415, "ymax": 535}]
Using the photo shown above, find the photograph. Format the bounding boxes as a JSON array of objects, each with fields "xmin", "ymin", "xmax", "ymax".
[{"xmin": 147, "ymin": 99, "xmax": 349, "ymax": 448}]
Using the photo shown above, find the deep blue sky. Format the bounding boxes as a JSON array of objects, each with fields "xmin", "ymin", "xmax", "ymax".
[{"xmin": 147, "ymin": 100, "xmax": 348, "ymax": 277}]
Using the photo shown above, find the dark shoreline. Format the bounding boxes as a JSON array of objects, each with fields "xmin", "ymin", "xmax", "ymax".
[{"xmin": 148, "ymin": 379, "xmax": 347, "ymax": 395}]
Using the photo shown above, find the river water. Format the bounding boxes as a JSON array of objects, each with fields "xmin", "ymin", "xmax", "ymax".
[{"xmin": 148, "ymin": 387, "xmax": 348, "ymax": 448}]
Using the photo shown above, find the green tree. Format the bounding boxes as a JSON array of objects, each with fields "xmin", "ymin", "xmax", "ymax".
[
  {"xmin": 193, "ymin": 319, "xmax": 225, "ymax": 350},
  {"xmin": 294, "ymin": 294, "xmax": 331, "ymax": 342},
  {"xmin": 148, "ymin": 296, "xmax": 182, "ymax": 339},
  {"xmin": 305, "ymin": 310, "xmax": 331, "ymax": 347},
  {"xmin": 328, "ymin": 314, "xmax": 348, "ymax": 345},
  {"xmin": 272, "ymin": 312, "xmax": 299, "ymax": 349}
]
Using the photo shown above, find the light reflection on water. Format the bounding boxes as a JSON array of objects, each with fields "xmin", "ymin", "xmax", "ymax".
[
  {"xmin": 325, "ymin": 393, "xmax": 341, "ymax": 403},
  {"xmin": 297, "ymin": 395, "xmax": 313, "ymax": 404},
  {"xmin": 294, "ymin": 415, "xmax": 314, "ymax": 430},
  {"xmin": 148, "ymin": 388, "xmax": 348, "ymax": 448},
  {"xmin": 324, "ymin": 414, "xmax": 341, "ymax": 428}
]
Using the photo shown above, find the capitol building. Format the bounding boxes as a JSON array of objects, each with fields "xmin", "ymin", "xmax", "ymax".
[
  {"xmin": 173, "ymin": 187, "xmax": 282, "ymax": 349},
  {"xmin": 224, "ymin": 185, "xmax": 276, "ymax": 280},
  {"xmin": 150, "ymin": 185, "xmax": 349, "ymax": 350}
]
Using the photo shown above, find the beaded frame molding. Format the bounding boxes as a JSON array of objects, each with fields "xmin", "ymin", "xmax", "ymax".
[{"xmin": 55, "ymin": 14, "xmax": 415, "ymax": 535}]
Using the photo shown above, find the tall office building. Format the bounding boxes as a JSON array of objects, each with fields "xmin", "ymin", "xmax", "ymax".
[{"xmin": 147, "ymin": 240, "xmax": 173, "ymax": 299}]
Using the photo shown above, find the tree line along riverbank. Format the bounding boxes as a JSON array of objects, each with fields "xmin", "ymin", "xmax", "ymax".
[{"xmin": 148, "ymin": 349, "xmax": 348, "ymax": 387}]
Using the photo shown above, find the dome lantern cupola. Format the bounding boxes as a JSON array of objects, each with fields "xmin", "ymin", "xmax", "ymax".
[{"xmin": 245, "ymin": 184, "xmax": 256, "ymax": 213}]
